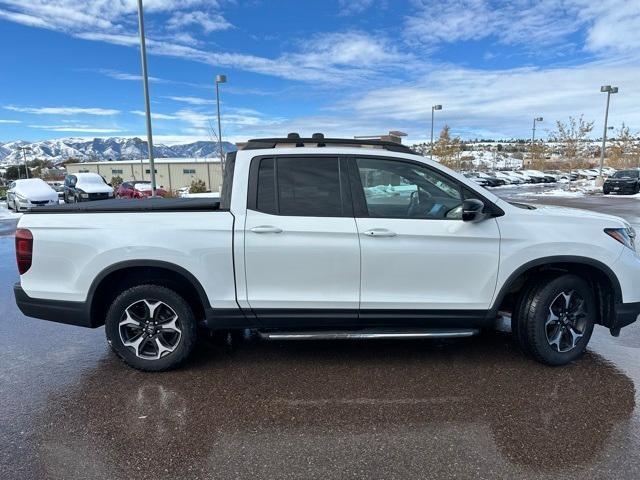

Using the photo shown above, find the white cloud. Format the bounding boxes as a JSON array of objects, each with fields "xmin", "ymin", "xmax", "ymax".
[
  {"xmin": 404, "ymin": 0, "xmax": 580, "ymax": 49},
  {"xmin": 4, "ymin": 106, "xmax": 120, "ymax": 116},
  {"xmin": 163, "ymin": 96, "xmax": 215, "ymax": 105},
  {"xmin": 27, "ymin": 124, "xmax": 122, "ymax": 133},
  {"xmin": 167, "ymin": 10, "xmax": 232, "ymax": 33},
  {"xmin": 338, "ymin": 0, "xmax": 375, "ymax": 15},
  {"xmin": 345, "ymin": 58, "xmax": 640, "ymax": 137},
  {"xmin": 0, "ymin": 119, "xmax": 21, "ymax": 124},
  {"xmin": 130, "ymin": 110, "xmax": 177, "ymax": 120}
]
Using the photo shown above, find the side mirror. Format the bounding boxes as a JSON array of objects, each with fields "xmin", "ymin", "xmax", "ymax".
[{"xmin": 462, "ymin": 199, "xmax": 486, "ymax": 222}]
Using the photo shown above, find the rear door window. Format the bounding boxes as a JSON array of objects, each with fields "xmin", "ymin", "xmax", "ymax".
[{"xmin": 252, "ymin": 156, "xmax": 345, "ymax": 217}]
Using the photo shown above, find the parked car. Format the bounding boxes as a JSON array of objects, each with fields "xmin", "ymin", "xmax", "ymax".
[
  {"xmin": 463, "ymin": 172, "xmax": 490, "ymax": 187},
  {"xmin": 63, "ymin": 173, "xmax": 114, "ymax": 203},
  {"xmin": 510, "ymin": 171, "xmax": 536, "ymax": 183},
  {"xmin": 13, "ymin": 134, "xmax": 640, "ymax": 371},
  {"xmin": 6, "ymin": 178, "xmax": 58, "ymax": 212},
  {"xmin": 117, "ymin": 181, "xmax": 167, "ymax": 199},
  {"xmin": 498, "ymin": 171, "xmax": 524, "ymax": 184},
  {"xmin": 603, "ymin": 169, "xmax": 640, "ymax": 195},
  {"xmin": 484, "ymin": 171, "xmax": 513, "ymax": 185},
  {"xmin": 522, "ymin": 170, "xmax": 550, "ymax": 183}
]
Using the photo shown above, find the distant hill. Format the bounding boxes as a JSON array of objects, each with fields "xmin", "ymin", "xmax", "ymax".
[{"xmin": 0, "ymin": 137, "xmax": 237, "ymax": 164}]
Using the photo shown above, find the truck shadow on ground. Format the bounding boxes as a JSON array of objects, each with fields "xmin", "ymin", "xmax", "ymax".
[{"xmin": 22, "ymin": 332, "xmax": 637, "ymax": 479}]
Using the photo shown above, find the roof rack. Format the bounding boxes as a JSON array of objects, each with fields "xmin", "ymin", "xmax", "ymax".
[{"xmin": 241, "ymin": 132, "xmax": 414, "ymax": 154}]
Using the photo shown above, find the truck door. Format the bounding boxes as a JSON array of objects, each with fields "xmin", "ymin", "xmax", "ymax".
[
  {"xmin": 350, "ymin": 156, "xmax": 501, "ymax": 317},
  {"xmin": 244, "ymin": 156, "xmax": 360, "ymax": 327}
]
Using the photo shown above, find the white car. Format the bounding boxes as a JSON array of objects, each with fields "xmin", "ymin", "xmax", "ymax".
[
  {"xmin": 500, "ymin": 171, "xmax": 525, "ymax": 184},
  {"xmin": 6, "ymin": 178, "xmax": 58, "ymax": 212},
  {"xmin": 63, "ymin": 172, "xmax": 114, "ymax": 203},
  {"xmin": 13, "ymin": 134, "xmax": 640, "ymax": 371}
]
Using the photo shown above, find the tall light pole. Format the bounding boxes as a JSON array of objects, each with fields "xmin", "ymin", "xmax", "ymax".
[
  {"xmin": 597, "ymin": 85, "xmax": 618, "ymax": 185},
  {"xmin": 18, "ymin": 146, "xmax": 31, "ymax": 179},
  {"xmin": 215, "ymin": 74, "xmax": 227, "ymax": 172},
  {"xmin": 531, "ymin": 116, "xmax": 543, "ymax": 166},
  {"xmin": 136, "ymin": 0, "xmax": 157, "ymax": 196},
  {"xmin": 430, "ymin": 104, "xmax": 442, "ymax": 161}
]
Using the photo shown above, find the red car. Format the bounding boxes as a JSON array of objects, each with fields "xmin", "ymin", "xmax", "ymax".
[{"xmin": 116, "ymin": 181, "xmax": 167, "ymax": 199}]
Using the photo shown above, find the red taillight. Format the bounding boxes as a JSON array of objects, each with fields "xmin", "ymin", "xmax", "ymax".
[{"xmin": 15, "ymin": 228, "xmax": 33, "ymax": 275}]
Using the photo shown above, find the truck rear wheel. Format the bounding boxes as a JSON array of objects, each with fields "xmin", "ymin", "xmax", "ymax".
[
  {"xmin": 515, "ymin": 274, "xmax": 595, "ymax": 365},
  {"xmin": 105, "ymin": 284, "xmax": 197, "ymax": 371}
]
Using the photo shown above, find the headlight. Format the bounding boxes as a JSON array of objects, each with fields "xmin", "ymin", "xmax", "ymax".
[
  {"xmin": 605, "ymin": 227, "xmax": 636, "ymax": 251},
  {"xmin": 78, "ymin": 190, "xmax": 89, "ymax": 199},
  {"xmin": 16, "ymin": 193, "xmax": 27, "ymax": 201},
  {"xmin": 108, "ymin": 191, "xmax": 114, "ymax": 197}
]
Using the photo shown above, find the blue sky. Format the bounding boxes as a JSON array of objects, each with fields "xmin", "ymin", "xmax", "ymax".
[{"xmin": 0, "ymin": 0, "xmax": 639, "ymax": 144}]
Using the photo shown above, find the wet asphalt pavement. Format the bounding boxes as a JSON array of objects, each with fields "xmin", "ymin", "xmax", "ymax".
[{"xmin": 2, "ymin": 189, "xmax": 640, "ymax": 479}]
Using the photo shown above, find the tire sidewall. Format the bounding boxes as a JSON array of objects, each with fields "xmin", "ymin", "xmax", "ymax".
[
  {"xmin": 105, "ymin": 285, "xmax": 197, "ymax": 371},
  {"xmin": 528, "ymin": 275, "xmax": 596, "ymax": 365}
]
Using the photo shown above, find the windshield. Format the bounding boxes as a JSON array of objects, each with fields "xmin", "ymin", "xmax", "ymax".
[{"xmin": 613, "ymin": 170, "xmax": 639, "ymax": 179}]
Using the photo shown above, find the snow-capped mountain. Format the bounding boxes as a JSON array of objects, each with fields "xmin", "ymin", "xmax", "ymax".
[{"xmin": 0, "ymin": 137, "xmax": 237, "ymax": 164}]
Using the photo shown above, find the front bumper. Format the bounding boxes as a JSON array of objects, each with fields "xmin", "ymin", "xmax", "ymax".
[{"xmin": 14, "ymin": 284, "xmax": 96, "ymax": 328}]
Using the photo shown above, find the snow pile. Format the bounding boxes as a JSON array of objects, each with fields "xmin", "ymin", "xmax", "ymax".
[
  {"xmin": 0, "ymin": 202, "xmax": 22, "ymax": 220},
  {"xmin": 517, "ymin": 180, "xmax": 600, "ymax": 198}
]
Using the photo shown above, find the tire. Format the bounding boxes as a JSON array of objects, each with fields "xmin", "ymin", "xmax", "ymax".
[
  {"xmin": 603, "ymin": 187, "xmax": 610, "ymax": 195},
  {"xmin": 634, "ymin": 185, "xmax": 639, "ymax": 195},
  {"xmin": 518, "ymin": 274, "xmax": 595, "ymax": 366},
  {"xmin": 105, "ymin": 284, "xmax": 198, "ymax": 371}
]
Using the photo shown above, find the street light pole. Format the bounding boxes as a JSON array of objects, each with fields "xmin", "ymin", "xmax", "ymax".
[
  {"xmin": 430, "ymin": 104, "xmax": 442, "ymax": 161},
  {"xmin": 19, "ymin": 147, "xmax": 30, "ymax": 179},
  {"xmin": 136, "ymin": 0, "xmax": 157, "ymax": 197},
  {"xmin": 531, "ymin": 116, "xmax": 543, "ymax": 166},
  {"xmin": 597, "ymin": 85, "xmax": 618, "ymax": 185},
  {"xmin": 215, "ymin": 74, "xmax": 227, "ymax": 172}
]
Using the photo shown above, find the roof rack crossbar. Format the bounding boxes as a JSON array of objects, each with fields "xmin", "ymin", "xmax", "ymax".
[{"xmin": 241, "ymin": 137, "xmax": 413, "ymax": 154}]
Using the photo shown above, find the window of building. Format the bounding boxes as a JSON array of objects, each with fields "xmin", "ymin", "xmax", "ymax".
[
  {"xmin": 111, "ymin": 169, "xmax": 123, "ymax": 174},
  {"xmin": 183, "ymin": 168, "xmax": 196, "ymax": 174},
  {"xmin": 145, "ymin": 169, "xmax": 157, "ymax": 174}
]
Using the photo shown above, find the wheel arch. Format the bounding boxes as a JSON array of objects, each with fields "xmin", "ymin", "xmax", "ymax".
[
  {"xmin": 490, "ymin": 256, "xmax": 622, "ymax": 327},
  {"xmin": 87, "ymin": 260, "xmax": 210, "ymax": 328}
]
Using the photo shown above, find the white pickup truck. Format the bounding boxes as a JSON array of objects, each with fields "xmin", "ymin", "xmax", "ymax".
[{"xmin": 14, "ymin": 134, "xmax": 640, "ymax": 371}]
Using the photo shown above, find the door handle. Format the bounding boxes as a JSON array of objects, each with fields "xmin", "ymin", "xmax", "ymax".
[
  {"xmin": 362, "ymin": 229, "xmax": 397, "ymax": 237},
  {"xmin": 250, "ymin": 225, "xmax": 283, "ymax": 234}
]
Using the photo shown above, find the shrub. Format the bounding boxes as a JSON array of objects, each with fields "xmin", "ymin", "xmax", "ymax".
[
  {"xmin": 189, "ymin": 179, "xmax": 207, "ymax": 194},
  {"xmin": 110, "ymin": 176, "xmax": 123, "ymax": 190}
]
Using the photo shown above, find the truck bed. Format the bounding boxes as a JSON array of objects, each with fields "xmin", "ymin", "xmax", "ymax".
[{"xmin": 28, "ymin": 197, "xmax": 222, "ymax": 214}]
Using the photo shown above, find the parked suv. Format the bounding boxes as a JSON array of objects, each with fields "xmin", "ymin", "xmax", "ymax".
[
  {"xmin": 603, "ymin": 170, "xmax": 640, "ymax": 195},
  {"xmin": 14, "ymin": 134, "xmax": 640, "ymax": 371},
  {"xmin": 63, "ymin": 173, "xmax": 114, "ymax": 203}
]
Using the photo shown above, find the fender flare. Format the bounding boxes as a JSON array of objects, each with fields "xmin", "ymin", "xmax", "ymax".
[{"xmin": 489, "ymin": 255, "xmax": 623, "ymax": 316}]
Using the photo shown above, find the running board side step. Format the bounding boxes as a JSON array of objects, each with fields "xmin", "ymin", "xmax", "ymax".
[{"xmin": 258, "ymin": 328, "xmax": 480, "ymax": 341}]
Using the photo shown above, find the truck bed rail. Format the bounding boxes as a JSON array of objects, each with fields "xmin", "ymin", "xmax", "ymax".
[{"xmin": 28, "ymin": 198, "xmax": 222, "ymax": 214}]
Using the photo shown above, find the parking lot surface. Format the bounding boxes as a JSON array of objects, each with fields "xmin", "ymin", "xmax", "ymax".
[{"xmin": 2, "ymin": 190, "xmax": 640, "ymax": 479}]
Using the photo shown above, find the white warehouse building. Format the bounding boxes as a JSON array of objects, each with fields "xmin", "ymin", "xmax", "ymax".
[{"xmin": 65, "ymin": 157, "xmax": 223, "ymax": 192}]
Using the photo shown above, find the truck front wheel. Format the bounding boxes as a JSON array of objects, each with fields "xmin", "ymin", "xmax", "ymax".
[
  {"xmin": 105, "ymin": 284, "xmax": 197, "ymax": 371},
  {"xmin": 514, "ymin": 274, "xmax": 595, "ymax": 365}
]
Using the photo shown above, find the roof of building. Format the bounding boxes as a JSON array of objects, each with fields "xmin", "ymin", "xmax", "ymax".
[{"xmin": 69, "ymin": 157, "xmax": 222, "ymax": 166}]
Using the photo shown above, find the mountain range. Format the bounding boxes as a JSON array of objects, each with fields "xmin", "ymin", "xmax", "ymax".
[{"xmin": 0, "ymin": 137, "xmax": 237, "ymax": 165}]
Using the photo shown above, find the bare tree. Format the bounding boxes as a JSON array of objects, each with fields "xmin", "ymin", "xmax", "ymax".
[
  {"xmin": 608, "ymin": 123, "xmax": 640, "ymax": 170},
  {"xmin": 550, "ymin": 115, "xmax": 594, "ymax": 178}
]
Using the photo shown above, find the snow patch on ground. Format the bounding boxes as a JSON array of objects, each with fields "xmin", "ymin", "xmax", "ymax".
[
  {"xmin": 0, "ymin": 202, "xmax": 22, "ymax": 220},
  {"xmin": 516, "ymin": 180, "xmax": 601, "ymax": 198}
]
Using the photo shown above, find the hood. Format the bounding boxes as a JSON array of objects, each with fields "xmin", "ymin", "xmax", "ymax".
[
  {"xmin": 531, "ymin": 204, "xmax": 627, "ymax": 226},
  {"xmin": 76, "ymin": 181, "xmax": 113, "ymax": 194},
  {"xmin": 15, "ymin": 180, "xmax": 58, "ymax": 201}
]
